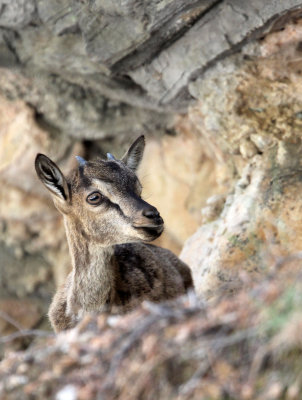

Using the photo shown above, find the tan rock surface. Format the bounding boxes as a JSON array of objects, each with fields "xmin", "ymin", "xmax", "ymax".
[
  {"xmin": 0, "ymin": 96, "xmax": 82, "ymax": 337},
  {"xmin": 0, "ymin": 99, "xmax": 74, "ymax": 280},
  {"xmin": 181, "ymin": 19, "xmax": 302, "ymax": 297},
  {"xmin": 2, "ymin": 16, "xmax": 302, "ymax": 334},
  {"xmin": 140, "ymin": 127, "xmax": 229, "ymax": 253}
]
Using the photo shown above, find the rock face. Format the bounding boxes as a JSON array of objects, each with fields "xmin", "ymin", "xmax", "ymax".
[
  {"xmin": 2, "ymin": 1, "xmax": 302, "ymax": 398},
  {"xmin": 140, "ymin": 128, "xmax": 229, "ymax": 254},
  {"xmin": 181, "ymin": 19, "xmax": 302, "ymax": 297},
  {"xmin": 1, "ymin": 0, "xmax": 302, "ymax": 348},
  {"xmin": 0, "ymin": 96, "xmax": 81, "ymax": 348}
]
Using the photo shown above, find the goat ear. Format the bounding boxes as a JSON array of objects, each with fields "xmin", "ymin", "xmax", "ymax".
[
  {"xmin": 121, "ymin": 135, "xmax": 145, "ymax": 171},
  {"xmin": 35, "ymin": 154, "xmax": 69, "ymax": 202}
]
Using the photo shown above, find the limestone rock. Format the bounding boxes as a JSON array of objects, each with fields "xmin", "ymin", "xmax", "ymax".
[
  {"xmin": 0, "ymin": 0, "xmax": 298, "ymax": 136},
  {"xmin": 0, "ymin": 0, "xmax": 36, "ymax": 29},
  {"xmin": 0, "ymin": 96, "xmax": 79, "ymax": 335},
  {"xmin": 201, "ymin": 194, "xmax": 226, "ymax": 224},
  {"xmin": 0, "ymin": 0, "xmax": 302, "ymax": 345},
  {"xmin": 129, "ymin": 0, "xmax": 302, "ymax": 106},
  {"xmin": 139, "ymin": 127, "xmax": 229, "ymax": 253},
  {"xmin": 181, "ymin": 20, "xmax": 302, "ymax": 296}
]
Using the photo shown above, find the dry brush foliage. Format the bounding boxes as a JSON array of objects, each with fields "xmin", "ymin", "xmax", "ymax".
[{"xmin": 1, "ymin": 255, "xmax": 302, "ymax": 399}]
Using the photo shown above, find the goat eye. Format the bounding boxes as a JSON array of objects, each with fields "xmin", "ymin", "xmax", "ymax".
[{"xmin": 86, "ymin": 191, "xmax": 103, "ymax": 205}]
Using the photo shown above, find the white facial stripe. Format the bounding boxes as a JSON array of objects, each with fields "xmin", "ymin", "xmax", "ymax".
[{"xmin": 91, "ymin": 179, "xmax": 114, "ymax": 201}]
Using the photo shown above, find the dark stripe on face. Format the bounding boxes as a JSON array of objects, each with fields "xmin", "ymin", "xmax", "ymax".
[{"xmin": 106, "ymin": 198, "xmax": 131, "ymax": 223}]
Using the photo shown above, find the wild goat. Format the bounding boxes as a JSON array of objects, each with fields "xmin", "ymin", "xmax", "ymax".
[{"xmin": 35, "ymin": 136, "xmax": 193, "ymax": 332}]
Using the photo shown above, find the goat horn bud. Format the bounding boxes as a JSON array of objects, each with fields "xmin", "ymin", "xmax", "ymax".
[
  {"xmin": 75, "ymin": 156, "xmax": 87, "ymax": 166},
  {"xmin": 107, "ymin": 153, "xmax": 116, "ymax": 161}
]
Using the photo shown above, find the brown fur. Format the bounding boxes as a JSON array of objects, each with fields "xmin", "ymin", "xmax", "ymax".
[{"xmin": 35, "ymin": 136, "xmax": 193, "ymax": 332}]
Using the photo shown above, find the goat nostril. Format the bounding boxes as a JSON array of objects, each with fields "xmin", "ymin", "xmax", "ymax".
[{"xmin": 143, "ymin": 209, "xmax": 160, "ymax": 219}]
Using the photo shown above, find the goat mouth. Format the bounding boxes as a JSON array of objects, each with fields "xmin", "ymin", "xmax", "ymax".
[{"xmin": 133, "ymin": 224, "xmax": 164, "ymax": 239}]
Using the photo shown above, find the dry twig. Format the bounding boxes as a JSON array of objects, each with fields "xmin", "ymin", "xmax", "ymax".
[
  {"xmin": 0, "ymin": 329, "xmax": 54, "ymax": 344},
  {"xmin": 0, "ymin": 311, "xmax": 24, "ymax": 331},
  {"xmin": 0, "ymin": 310, "xmax": 54, "ymax": 344}
]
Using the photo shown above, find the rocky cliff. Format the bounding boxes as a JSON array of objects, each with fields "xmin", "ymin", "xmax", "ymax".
[{"xmin": 1, "ymin": 1, "xmax": 302, "ymax": 398}]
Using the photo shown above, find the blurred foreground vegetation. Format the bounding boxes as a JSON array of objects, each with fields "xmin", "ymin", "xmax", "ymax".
[{"xmin": 1, "ymin": 253, "xmax": 302, "ymax": 399}]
